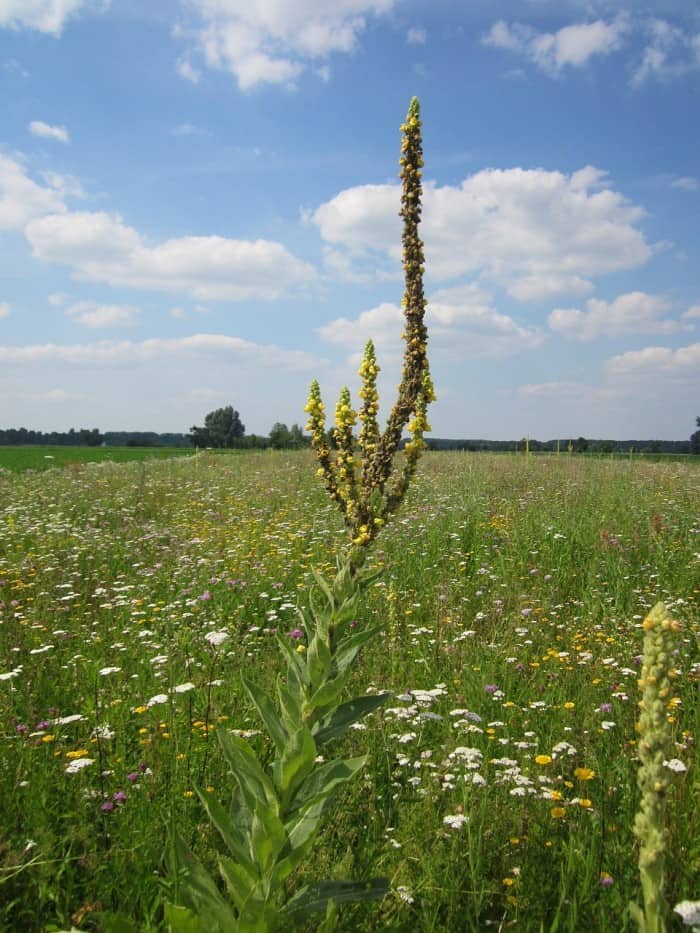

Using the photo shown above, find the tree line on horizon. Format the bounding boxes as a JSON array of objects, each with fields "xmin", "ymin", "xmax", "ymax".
[{"xmin": 0, "ymin": 407, "xmax": 698, "ymax": 454}]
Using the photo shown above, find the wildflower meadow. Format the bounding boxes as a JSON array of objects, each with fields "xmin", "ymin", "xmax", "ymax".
[
  {"xmin": 1, "ymin": 98, "xmax": 698, "ymax": 932},
  {"xmin": 1, "ymin": 449, "xmax": 698, "ymax": 930}
]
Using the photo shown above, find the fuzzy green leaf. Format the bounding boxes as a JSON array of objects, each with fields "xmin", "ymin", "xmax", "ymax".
[
  {"xmin": 93, "ymin": 913, "xmax": 140, "ymax": 933},
  {"xmin": 274, "ymin": 725, "xmax": 317, "ymax": 801},
  {"xmin": 306, "ymin": 669, "xmax": 352, "ymax": 719},
  {"xmin": 312, "ymin": 693, "xmax": 389, "ymax": 746},
  {"xmin": 241, "ymin": 675, "xmax": 288, "ymax": 755},
  {"xmin": 164, "ymin": 904, "xmax": 204, "ymax": 933},
  {"xmin": 276, "ymin": 632, "xmax": 310, "ymax": 688},
  {"xmin": 276, "ymin": 679, "xmax": 302, "ymax": 734},
  {"xmin": 218, "ymin": 731, "xmax": 278, "ymax": 812},
  {"xmin": 166, "ymin": 831, "xmax": 238, "ymax": 933},
  {"xmin": 307, "ymin": 632, "xmax": 332, "ymax": 691},
  {"xmin": 249, "ymin": 802, "xmax": 287, "ymax": 872},
  {"xmin": 334, "ymin": 625, "xmax": 383, "ymax": 675},
  {"xmin": 289, "ymin": 756, "xmax": 366, "ymax": 813},
  {"xmin": 282, "ymin": 878, "xmax": 390, "ymax": 920},
  {"xmin": 216, "ymin": 855, "xmax": 257, "ymax": 915},
  {"xmin": 195, "ymin": 786, "xmax": 255, "ymax": 873},
  {"xmin": 311, "ymin": 566, "xmax": 336, "ymax": 612}
]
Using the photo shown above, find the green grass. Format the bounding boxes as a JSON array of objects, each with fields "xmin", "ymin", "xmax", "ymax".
[
  {"xmin": 0, "ymin": 445, "xmax": 198, "ymax": 472},
  {"xmin": 0, "ymin": 451, "xmax": 697, "ymax": 931}
]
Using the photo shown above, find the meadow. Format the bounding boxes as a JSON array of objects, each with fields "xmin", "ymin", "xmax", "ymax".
[
  {"xmin": 0, "ymin": 445, "xmax": 196, "ymax": 473},
  {"xmin": 0, "ymin": 450, "xmax": 697, "ymax": 931}
]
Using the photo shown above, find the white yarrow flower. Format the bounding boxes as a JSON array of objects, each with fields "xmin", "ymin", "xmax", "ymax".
[
  {"xmin": 147, "ymin": 693, "xmax": 168, "ymax": 706},
  {"xmin": 205, "ymin": 630, "xmax": 229, "ymax": 647},
  {"xmin": 172, "ymin": 682, "xmax": 195, "ymax": 694},
  {"xmin": 675, "ymin": 900, "xmax": 700, "ymax": 930},
  {"xmin": 65, "ymin": 758, "xmax": 94, "ymax": 774},
  {"xmin": 664, "ymin": 758, "xmax": 688, "ymax": 774},
  {"xmin": 443, "ymin": 813, "xmax": 468, "ymax": 829}
]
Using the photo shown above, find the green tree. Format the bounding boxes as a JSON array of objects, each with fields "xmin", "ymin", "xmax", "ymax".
[
  {"xmin": 288, "ymin": 423, "xmax": 305, "ymax": 448},
  {"xmin": 268, "ymin": 423, "xmax": 307, "ymax": 449},
  {"xmin": 190, "ymin": 406, "xmax": 245, "ymax": 448},
  {"xmin": 691, "ymin": 416, "xmax": 700, "ymax": 455},
  {"xmin": 268, "ymin": 422, "xmax": 292, "ymax": 449}
]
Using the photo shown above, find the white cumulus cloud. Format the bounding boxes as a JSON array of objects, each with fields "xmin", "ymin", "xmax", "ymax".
[
  {"xmin": 407, "ymin": 26, "xmax": 426, "ymax": 45},
  {"xmin": 670, "ymin": 176, "xmax": 699, "ymax": 192},
  {"xmin": 0, "ymin": 302, "xmax": 10, "ymax": 318},
  {"xmin": 312, "ymin": 165, "xmax": 651, "ymax": 298},
  {"xmin": 606, "ymin": 341, "xmax": 700, "ymax": 377},
  {"xmin": 0, "ymin": 155, "xmax": 66, "ymax": 230},
  {"xmin": 25, "ymin": 210, "xmax": 317, "ymax": 301},
  {"xmin": 319, "ymin": 284, "xmax": 544, "ymax": 359},
  {"xmin": 66, "ymin": 300, "xmax": 141, "ymax": 328},
  {"xmin": 483, "ymin": 17, "xmax": 627, "ymax": 75},
  {"xmin": 176, "ymin": 57, "xmax": 201, "ymax": 83},
  {"xmin": 179, "ymin": 0, "xmax": 397, "ymax": 90},
  {"xmin": 29, "ymin": 120, "xmax": 70, "ymax": 143},
  {"xmin": 0, "ymin": 333, "xmax": 322, "ymax": 370},
  {"xmin": 631, "ymin": 18, "xmax": 700, "ymax": 86},
  {"xmin": 0, "ymin": 0, "xmax": 107, "ymax": 36},
  {"xmin": 548, "ymin": 291, "xmax": 688, "ymax": 340}
]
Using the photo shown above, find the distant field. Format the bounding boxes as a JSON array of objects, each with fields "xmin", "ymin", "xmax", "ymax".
[{"xmin": 0, "ymin": 445, "xmax": 197, "ymax": 472}]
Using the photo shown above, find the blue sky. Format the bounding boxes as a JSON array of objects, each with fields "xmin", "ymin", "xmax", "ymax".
[{"xmin": 0, "ymin": 0, "xmax": 698, "ymax": 440}]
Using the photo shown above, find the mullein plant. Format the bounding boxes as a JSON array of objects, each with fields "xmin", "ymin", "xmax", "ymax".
[
  {"xmin": 165, "ymin": 98, "xmax": 433, "ymax": 932},
  {"xmin": 629, "ymin": 602, "xmax": 684, "ymax": 933},
  {"xmin": 306, "ymin": 95, "xmax": 434, "ymax": 559}
]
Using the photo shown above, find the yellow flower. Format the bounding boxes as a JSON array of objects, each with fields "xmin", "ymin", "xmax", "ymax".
[
  {"xmin": 577, "ymin": 798, "xmax": 593, "ymax": 808},
  {"xmin": 574, "ymin": 767, "xmax": 596, "ymax": 781},
  {"xmin": 535, "ymin": 754, "xmax": 552, "ymax": 765},
  {"xmin": 66, "ymin": 749, "xmax": 89, "ymax": 759},
  {"xmin": 42, "ymin": 734, "xmax": 55, "ymax": 743},
  {"xmin": 551, "ymin": 807, "xmax": 566, "ymax": 819}
]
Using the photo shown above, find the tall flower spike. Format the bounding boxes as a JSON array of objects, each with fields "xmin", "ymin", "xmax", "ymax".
[
  {"xmin": 358, "ymin": 340, "xmax": 380, "ymax": 468},
  {"xmin": 630, "ymin": 601, "xmax": 683, "ymax": 933},
  {"xmin": 333, "ymin": 386, "xmax": 359, "ymax": 514},
  {"xmin": 305, "ymin": 379, "xmax": 341, "ymax": 507},
  {"xmin": 307, "ymin": 97, "xmax": 432, "ymax": 559}
]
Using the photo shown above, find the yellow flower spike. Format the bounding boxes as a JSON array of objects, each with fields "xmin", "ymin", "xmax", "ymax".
[
  {"xmin": 631, "ymin": 602, "xmax": 683, "ymax": 933},
  {"xmin": 307, "ymin": 98, "xmax": 431, "ymax": 558}
]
